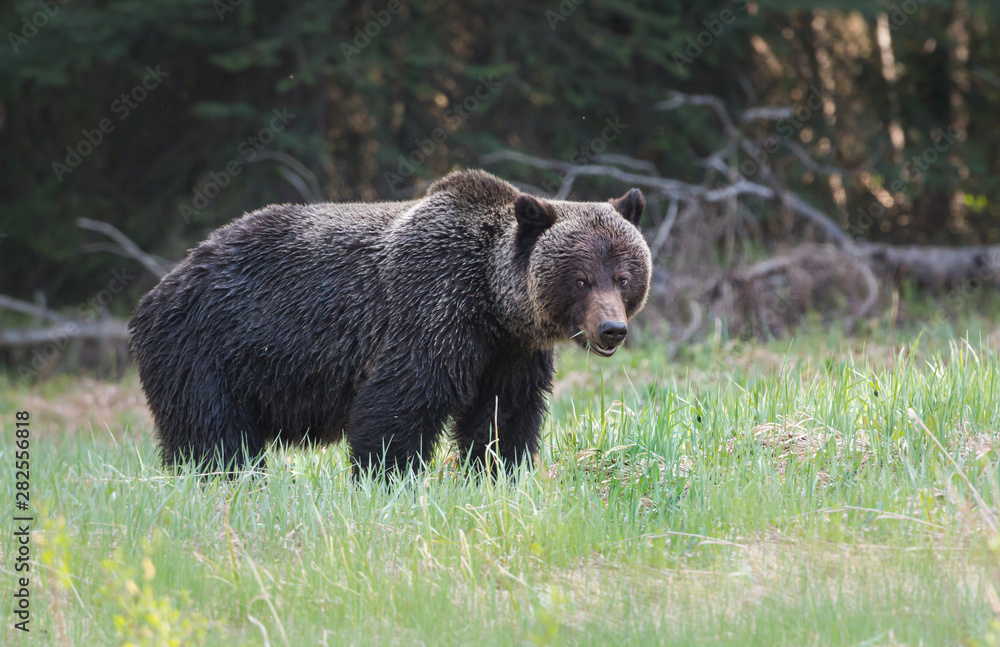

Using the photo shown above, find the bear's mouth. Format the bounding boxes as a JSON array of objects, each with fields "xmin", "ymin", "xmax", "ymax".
[
  {"xmin": 571, "ymin": 333, "xmax": 618, "ymax": 357},
  {"xmin": 588, "ymin": 342, "xmax": 618, "ymax": 357}
]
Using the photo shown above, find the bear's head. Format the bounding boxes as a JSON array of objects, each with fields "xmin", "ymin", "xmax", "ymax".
[{"xmin": 516, "ymin": 189, "xmax": 651, "ymax": 357}]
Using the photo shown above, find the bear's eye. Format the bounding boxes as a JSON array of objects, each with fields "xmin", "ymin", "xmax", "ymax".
[
  {"xmin": 576, "ymin": 279, "xmax": 588, "ymax": 288},
  {"xmin": 618, "ymin": 277, "xmax": 629, "ymax": 287}
]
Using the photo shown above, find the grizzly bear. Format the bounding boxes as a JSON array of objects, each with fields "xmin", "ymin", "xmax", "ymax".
[{"xmin": 129, "ymin": 170, "xmax": 651, "ymax": 476}]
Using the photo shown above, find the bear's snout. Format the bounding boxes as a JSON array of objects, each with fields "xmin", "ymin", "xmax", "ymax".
[
  {"xmin": 574, "ymin": 290, "xmax": 629, "ymax": 357},
  {"xmin": 598, "ymin": 320, "xmax": 628, "ymax": 347}
]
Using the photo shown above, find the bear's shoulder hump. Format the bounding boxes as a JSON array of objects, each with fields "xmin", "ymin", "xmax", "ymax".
[{"xmin": 425, "ymin": 169, "xmax": 519, "ymax": 206}]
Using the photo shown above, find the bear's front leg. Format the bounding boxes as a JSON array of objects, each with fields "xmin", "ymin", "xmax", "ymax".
[
  {"xmin": 344, "ymin": 344, "xmax": 484, "ymax": 478},
  {"xmin": 453, "ymin": 349, "xmax": 554, "ymax": 475}
]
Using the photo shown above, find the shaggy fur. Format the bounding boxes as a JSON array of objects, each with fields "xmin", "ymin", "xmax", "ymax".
[{"xmin": 129, "ymin": 170, "xmax": 651, "ymax": 475}]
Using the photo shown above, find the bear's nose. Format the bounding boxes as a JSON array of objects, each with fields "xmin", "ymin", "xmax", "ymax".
[{"xmin": 598, "ymin": 320, "xmax": 628, "ymax": 347}]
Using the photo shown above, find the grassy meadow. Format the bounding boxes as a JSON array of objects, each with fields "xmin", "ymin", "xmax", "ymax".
[{"xmin": 2, "ymin": 316, "xmax": 1000, "ymax": 646}]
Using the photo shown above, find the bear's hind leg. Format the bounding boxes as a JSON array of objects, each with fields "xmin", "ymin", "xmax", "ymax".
[{"xmin": 156, "ymin": 366, "xmax": 265, "ymax": 474}]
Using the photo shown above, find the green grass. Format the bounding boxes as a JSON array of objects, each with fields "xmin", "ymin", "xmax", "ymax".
[{"xmin": 2, "ymin": 322, "xmax": 999, "ymax": 646}]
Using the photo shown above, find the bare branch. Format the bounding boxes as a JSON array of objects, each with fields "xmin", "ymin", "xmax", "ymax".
[
  {"xmin": 655, "ymin": 92, "xmax": 739, "ymax": 137},
  {"xmin": 649, "ymin": 199, "xmax": 679, "ymax": 258},
  {"xmin": 277, "ymin": 167, "xmax": 317, "ymax": 204},
  {"xmin": 852, "ymin": 256, "xmax": 880, "ymax": 318},
  {"xmin": 741, "ymin": 106, "xmax": 794, "ymax": 122},
  {"xmin": 0, "ymin": 295, "xmax": 70, "ymax": 324},
  {"xmin": 665, "ymin": 90, "xmax": 883, "ymax": 188},
  {"xmin": 483, "ymin": 148, "xmax": 859, "ymax": 250},
  {"xmin": 685, "ymin": 134, "xmax": 733, "ymax": 167},
  {"xmin": 705, "ymin": 180, "xmax": 773, "ymax": 202},
  {"xmin": 488, "ymin": 91, "xmax": 1000, "ymax": 341},
  {"xmin": 772, "ymin": 138, "xmax": 885, "ymax": 177},
  {"xmin": 736, "ymin": 247, "xmax": 820, "ymax": 282},
  {"xmin": 248, "ymin": 150, "xmax": 323, "ymax": 203},
  {"xmin": 76, "ymin": 218, "xmax": 173, "ymax": 278},
  {"xmin": 860, "ymin": 242, "xmax": 1000, "ymax": 288},
  {"xmin": 79, "ymin": 242, "xmax": 130, "ymax": 257},
  {"xmin": 506, "ymin": 181, "xmax": 553, "ymax": 197},
  {"xmin": 778, "ymin": 192, "xmax": 854, "ymax": 248},
  {"xmin": 678, "ymin": 298, "xmax": 703, "ymax": 343},
  {"xmin": 592, "ymin": 154, "xmax": 659, "ymax": 175},
  {"xmin": 480, "ymin": 149, "xmax": 775, "ymax": 204},
  {"xmin": 0, "ymin": 318, "xmax": 128, "ymax": 348},
  {"xmin": 552, "ymin": 170, "xmax": 579, "ymax": 200},
  {"xmin": 973, "ymin": 66, "xmax": 1000, "ymax": 91}
]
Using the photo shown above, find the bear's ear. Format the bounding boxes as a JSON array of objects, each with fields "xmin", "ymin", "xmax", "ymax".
[
  {"xmin": 514, "ymin": 194, "xmax": 558, "ymax": 236},
  {"xmin": 610, "ymin": 188, "xmax": 645, "ymax": 226}
]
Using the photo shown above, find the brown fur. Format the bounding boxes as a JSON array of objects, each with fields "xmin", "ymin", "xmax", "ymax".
[{"xmin": 129, "ymin": 169, "xmax": 651, "ymax": 476}]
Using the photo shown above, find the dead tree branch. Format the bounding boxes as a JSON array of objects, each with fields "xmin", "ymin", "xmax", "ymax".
[
  {"xmin": 740, "ymin": 106, "xmax": 794, "ymax": 122},
  {"xmin": 1, "ymin": 219, "xmax": 162, "ymax": 353},
  {"xmin": 481, "ymin": 149, "xmax": 774, "ymax": 204},
  {"xmin": 656, "ymin": 92, "xmax": 739, "ymax": 137},
  {"xmin": 76, "ymin": 218, "xmax": 173, "ymax": 278},
  {"xmin": 485, "ymin": 90, "xmax": 1000, "ymax": 339},
  {"xmin": 0, "ymin": 295, "xmax": 71, "ymax": 324},
  {"xmin": 649, "ymin": 199, "xmax": 679, "ymax": 258},
  {"xmin": 0, "ymin": 318, "xmax": 128, "ymax": 348},
  {"xmin": 773, "ymin": 139, "xmax": 885, "ymax": 177},
  {"xmin": 0, "ymin": 292, "xmax": 129, "ymax": 349},
  {"xmin": 248, "ymin": 150, "xmax": 323, "ymax": 203}
]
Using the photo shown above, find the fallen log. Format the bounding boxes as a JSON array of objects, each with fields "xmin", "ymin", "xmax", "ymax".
[{"xmin": 0, "ymin": 318, "xmax": 129, "ymax": 347}]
